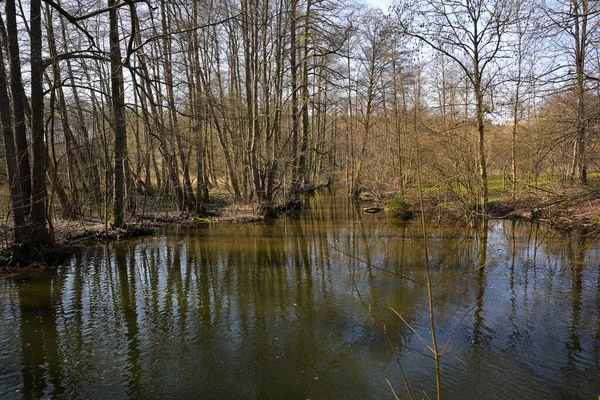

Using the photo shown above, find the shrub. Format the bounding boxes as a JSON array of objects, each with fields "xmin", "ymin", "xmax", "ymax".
[{"xmin": 387, "ymin": 196, "xmax": 413, "ymax": 219}]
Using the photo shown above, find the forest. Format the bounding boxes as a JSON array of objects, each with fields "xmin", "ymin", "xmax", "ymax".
[{"xmin": 0, "ymin": 0, "xmax": 599, "ymax": 256}]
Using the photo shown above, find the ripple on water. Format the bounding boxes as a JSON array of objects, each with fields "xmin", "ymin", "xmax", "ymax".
[{"xmin": 1, "ymin": 198, "xmax": 600, "ymax": 399}]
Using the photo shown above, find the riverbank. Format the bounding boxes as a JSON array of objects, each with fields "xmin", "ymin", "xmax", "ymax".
[
  {"xmin": 55, "ymin": 192, "xmax": 265, "ymax": 246},
  {"xmin": 486, "ymin": 191, "xmax": 600, "ymax": 232},
  {"xmin": 367, "ymin": 183, "xmax": 600, "ymax": 233},
  {"xmin": 0, "ymin": 191, "xmax": 266, "ymax": 270},
  {"xmin": 0, "ymin": 182, "xmax": 340, "ymax": 270},
  {"xmin": 50, "ymin": 182, "xmax": 334, "ymax": 246},
  {"xmin": 3, "ymin": 183, "xmax": 600, "ymax": 270}
]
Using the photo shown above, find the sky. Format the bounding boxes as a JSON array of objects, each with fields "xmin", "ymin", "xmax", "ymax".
[{"xmin": 364, "ymin": 0, "xmax": 393, "ymax": 11}]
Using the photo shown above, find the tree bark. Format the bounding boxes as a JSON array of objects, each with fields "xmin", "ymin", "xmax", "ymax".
[
  {"xmin": 29, "ymin": 0, "xmax": 51, "ymax": 244},
  {"xmin": 0, "ymin": 27, "xmax": 26, "ymax": 243},
  {"xmin": 5, "ymin": 0, "xmax": 32, "ymax": 216},
  {"xmin": 570, "ymin": 0, "xmax": 588, "ymax": 185},
  {"xmin": 109, "ymin": 0, "xmax": 127, "ymax": 228}
]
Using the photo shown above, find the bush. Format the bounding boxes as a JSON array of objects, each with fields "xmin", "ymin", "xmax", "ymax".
[{"xmin": 387, "ymin": 196, "xmax": 413, "ymax": 219}]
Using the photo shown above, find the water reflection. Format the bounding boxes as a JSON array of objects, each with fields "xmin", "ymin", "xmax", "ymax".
[
  {"xmin": 17, "ymin": 273, "xmax": 64, "ymax": 399},
  {"xmin": 1, "ymin": 191, "xmax": 600, "ymax": 399}
]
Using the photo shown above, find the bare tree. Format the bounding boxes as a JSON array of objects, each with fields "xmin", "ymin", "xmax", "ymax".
[
  {"xmin": 542, "ymin": 0, "xmax": 600, "ymax": 184},
  {"xmin": 396, "ymin": 0, "xmax": 517, "ymax": 213}
]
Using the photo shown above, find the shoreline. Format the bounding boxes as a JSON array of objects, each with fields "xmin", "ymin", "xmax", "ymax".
[
  {"xmin": 3, "ymin": 187, "xmax": 600, "ymax": 271},
  {"xmin": 363, "ymin": 189, "xmax": 600, "ymax": 234},
  {"xmin": 0, "ymin": 184, "xmax": 333, "ymax": 271},
  {"xmin": 485, "ymin": 195, "xmax": 600, "ymax": 233},
  {"xmin": 0, "ymin": 193, "xmax": 267, "ymax": 271}
]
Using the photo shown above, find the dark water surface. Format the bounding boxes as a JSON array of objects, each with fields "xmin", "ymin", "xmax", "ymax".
[{"xmin": 1, "ymin": 190, "xmax": 600, "ymax": 399}]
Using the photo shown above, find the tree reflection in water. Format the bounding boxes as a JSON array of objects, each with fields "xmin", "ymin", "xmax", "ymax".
[{"xmin": 0, "ymin": 191, "xmax": 599, "ymax": 399}]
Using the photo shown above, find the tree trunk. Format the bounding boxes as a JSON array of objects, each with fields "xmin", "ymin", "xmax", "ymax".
[
  {"xmin": 160, "ymin": 0, "xmax": 196, "ymax": 209},
  {"xmin": 5, "ymin": 0, "xmax": 32, "ymax": 216},
  {"xmin": 29, "ymin": 0, "xmax": 51, "ymax": 244},
  {"xmin": 46, "ymin": 4, "xmax": 82, "ymax": 217},
  {"xmin": 289, "ymin": 0, "xmax": 300, "ymax": 202},
  {"xmin": 0, "ymin": 28, "xmax": 26, "ymax": 243},
  {"xmin": 473, "ymin": 64, "xmax": 488, "ymax": 214},
  {"xmin": 570, "ymin": 0, "xmax": 588, "ymax": 185},
  {"xmin": 109, "ymin": 0, "xmax": 127, "ymax": 228},
  {"xmin": 298, "ymin": 0, "xmax": 312, "ymax": 188}
]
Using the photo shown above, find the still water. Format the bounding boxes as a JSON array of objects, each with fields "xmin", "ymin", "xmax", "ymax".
[{"xmin": 1, "ymin": 190, "xmax": 599, "ymax": 399}]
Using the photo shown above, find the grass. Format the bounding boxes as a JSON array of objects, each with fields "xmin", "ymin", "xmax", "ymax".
[{"xmin": 449, "ymin": 172, "xmax": 583, "ymax": 199}]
